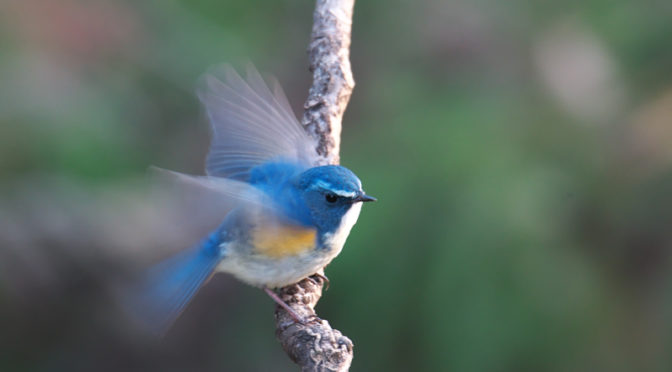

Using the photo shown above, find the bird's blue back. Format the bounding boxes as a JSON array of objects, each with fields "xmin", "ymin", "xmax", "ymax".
[{"xmin": 247, "ymin": 161, "xmax": 313, "ymax": 227}]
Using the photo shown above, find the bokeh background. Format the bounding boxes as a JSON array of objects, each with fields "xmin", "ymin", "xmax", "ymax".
[{"xmin": 2, "ymin": 0, "xmax": 672, "ymax": 371}]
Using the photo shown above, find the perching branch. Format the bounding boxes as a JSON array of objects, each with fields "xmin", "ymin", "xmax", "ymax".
[
  {"xmin": 274, "ymin": 0, "xmax": 356, "ymax": 371},
  {"xmin": 302, "ymin": 0, "xmax": 356, "ymax": 167}
]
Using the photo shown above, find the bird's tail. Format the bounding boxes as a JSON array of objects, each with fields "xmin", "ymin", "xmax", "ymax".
[{"xmin": 124, "ymin": 233, "xmax": 222, "ymax": 335}]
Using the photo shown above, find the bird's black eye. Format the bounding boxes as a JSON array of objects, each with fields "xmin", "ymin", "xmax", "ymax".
[{"xmin": 325, "ymin": 193, "xmax": 338, "ymax": 203}]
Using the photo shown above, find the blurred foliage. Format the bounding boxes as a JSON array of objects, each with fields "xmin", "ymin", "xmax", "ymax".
[{"xmin": 2, "ymin": 0, "xmax": 672, "ymax": 371}]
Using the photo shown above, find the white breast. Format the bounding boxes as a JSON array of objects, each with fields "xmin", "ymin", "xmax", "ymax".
[{"xmin": 216, "ymin": 202, "xmax": 363, "ymax": 288}]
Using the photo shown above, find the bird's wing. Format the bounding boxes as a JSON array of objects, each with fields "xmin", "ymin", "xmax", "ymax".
[
  {"xmin": 142, "ymin": 167, "xmax": 274, "ymax": 255},
  {"xmin": 197, "ymin": 65, "xmax": 319, "ymax": 181},
  {"xmin": 149, "ymin": 167, "xmax": 302, "ymax": 234},
  {"xmin": 152, "ymin": 167, "xmax": 270, "ymax": 208},
  {"xmin": 119, "ymin": 168, "xmax": 305, "ymax": 335}
]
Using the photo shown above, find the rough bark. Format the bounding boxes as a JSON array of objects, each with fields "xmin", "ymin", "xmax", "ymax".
[
  {"xmin": 302, "ymin": 0, "xmax": 356, "ymax": 166},
  {"xmin": 274, "ymin": 0, "xmax": 356, "ymax": 371}
]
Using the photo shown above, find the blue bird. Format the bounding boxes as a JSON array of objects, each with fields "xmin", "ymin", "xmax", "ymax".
[{"xmin": 129, "ymin": 65, "xmax": 375, "ymax": 334}]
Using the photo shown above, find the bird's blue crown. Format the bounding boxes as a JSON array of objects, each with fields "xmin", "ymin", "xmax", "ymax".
[{"xmin": 298, "ymin": 165, "xmax": 362, "ymax": 197}]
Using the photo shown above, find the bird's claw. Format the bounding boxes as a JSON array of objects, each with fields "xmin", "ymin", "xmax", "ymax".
[{"xmin": 308, "ymin": 273, "xmax": 330, "ymax": 290}]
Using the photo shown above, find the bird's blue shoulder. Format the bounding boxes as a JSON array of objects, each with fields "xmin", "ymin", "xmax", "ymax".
[
  {"xmin": 247, "ymin": 161, "xmax": 313, "ymax": 226},
  {"xmin": 248, "ymin": 161, "xmax": 304, "ymax": 188}
]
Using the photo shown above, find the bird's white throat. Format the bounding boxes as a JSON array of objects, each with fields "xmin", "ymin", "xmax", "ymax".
[{"xmin": 324, "ymin": 202, "xmax": 362, "ymax": 251}]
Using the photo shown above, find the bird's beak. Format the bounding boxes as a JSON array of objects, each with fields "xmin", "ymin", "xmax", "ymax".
[{"xmin": 354, "ymin": 194, "xmax": 377, "ymax": 203}]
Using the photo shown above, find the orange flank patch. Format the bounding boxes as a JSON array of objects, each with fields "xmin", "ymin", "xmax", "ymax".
[{"xmin": 252, "ymin": 223, "xmax": 317, "ymax": 258}]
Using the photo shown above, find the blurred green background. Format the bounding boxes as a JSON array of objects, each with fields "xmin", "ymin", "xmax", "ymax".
[{"xmin": 2, "ymin": 0, "xmax": 672, "ymax": 371}]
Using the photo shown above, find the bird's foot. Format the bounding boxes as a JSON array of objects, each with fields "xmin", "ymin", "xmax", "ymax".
[{"xmin": 307, "ymin": 273, "xmax": 330, "ymax": 291}]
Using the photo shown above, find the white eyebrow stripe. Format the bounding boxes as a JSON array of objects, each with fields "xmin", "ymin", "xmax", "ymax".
[
  {"xmin": 333, "ymin": 190, "xmax": 357, "ymax": 198},
  {"xmin": 311, "ymin": 180, "xmax": 358, "ymax": 198}
]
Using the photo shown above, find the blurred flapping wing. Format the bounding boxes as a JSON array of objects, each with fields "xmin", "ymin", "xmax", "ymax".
[
  {"xmin": 198, "ymin": 65, "xmax": 319, "ymax": 181},
  {"xmin": 143, "ymin": 167, "xmax": 279, "ymax": 257}
]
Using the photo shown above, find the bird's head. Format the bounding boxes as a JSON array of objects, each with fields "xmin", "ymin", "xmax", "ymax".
[{"xmin": 296, "ymin": 165, "xmax": 376, "ymax": 234}]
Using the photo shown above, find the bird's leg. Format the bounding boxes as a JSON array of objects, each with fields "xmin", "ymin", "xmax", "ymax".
[
  {"xmin": 308, "ymin": 272, "xmax": 330, "ymax": 291},
  {"xmin": 263, "ymin": 287, "xmax": 305, "ymax": 324}
]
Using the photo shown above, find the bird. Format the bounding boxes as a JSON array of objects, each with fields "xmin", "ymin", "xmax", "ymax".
[{"xmin": 128, "ymin": 65, "xmax": 376, "ymax": 334}]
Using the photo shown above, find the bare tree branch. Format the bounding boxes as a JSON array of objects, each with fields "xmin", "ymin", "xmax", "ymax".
[
  {"xmin": 302, "ymin": 0, "xmax": 356, "ymax": 166},
  {"xmin": 274, "ymin": 0, "xmax": 356, "ymax": 371}
]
